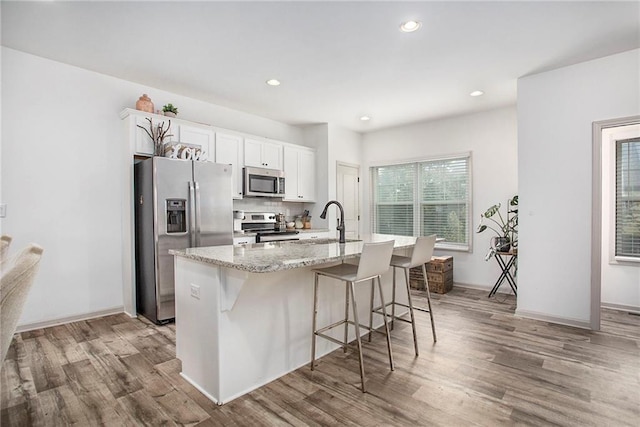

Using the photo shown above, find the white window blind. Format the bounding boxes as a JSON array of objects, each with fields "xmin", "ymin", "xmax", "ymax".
[
  {"xmin": 616, "ymin": 138, "xmax": 640, "ymax": 258},
  {"xmin": 372, "ymin": 164, "xmax": 415, "ymax": 236},
  {"xmin": 371, "ymin": 154, "xmax": 471, "ymax": 248},
  {"xmin": 421, "ymin": 158, "xmax": 469, "ymax": 245}
]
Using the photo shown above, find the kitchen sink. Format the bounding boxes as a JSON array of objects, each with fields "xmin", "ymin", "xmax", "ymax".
[{"xmin": 290, "ymin": 238, "xmax": 362, "ymax": 245}]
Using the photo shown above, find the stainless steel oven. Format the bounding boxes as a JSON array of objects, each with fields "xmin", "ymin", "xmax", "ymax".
[
  {"xmin": 243, "ymin": 167, "xmax": 285, "ymax": 197},
  {"xmin": 241, "ymin": 211, "xmax": 299, "ymax": 242}
]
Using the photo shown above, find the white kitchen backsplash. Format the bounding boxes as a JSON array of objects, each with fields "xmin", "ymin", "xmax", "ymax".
[{"xmin": 233, "ymin": 199, "xmax": 312, "ymax": 221}]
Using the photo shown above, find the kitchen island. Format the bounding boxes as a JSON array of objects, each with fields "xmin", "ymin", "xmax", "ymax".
[{"xmin": 170, "ymin": 234, "xmax": 418, "ymax": 404}]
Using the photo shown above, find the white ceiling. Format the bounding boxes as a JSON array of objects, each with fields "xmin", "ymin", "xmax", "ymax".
[{"xmin": 2, "ymin": 1, "xmax": 639, "ymax": 133}]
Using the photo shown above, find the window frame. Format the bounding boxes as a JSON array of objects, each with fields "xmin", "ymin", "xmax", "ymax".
[
  {"xmin": 370, "ymin": 152, "xmax": 473, "ymax": 252},
  {"xmin": 613, "ymin": 136, "xmax": 640, "ymax": 262},
  {"xmin": 606, "ymin": 125, "xmax": 640, "ymax": 264}
]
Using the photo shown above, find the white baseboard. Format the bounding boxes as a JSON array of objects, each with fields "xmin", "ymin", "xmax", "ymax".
[
  {"xmin": 453, "ymin": 282, "xmax": 515, "ymax": 295},
  {"xmin": 601, "ymin": 302, "xmax": 640, "ymax": 314},
  {"xmin": 515, "ymin": 308, "xmax": 592, "ymax": 330},
  {"xmin": 16, "ymin": 306, "xmax": 125, "ymax": 333}
]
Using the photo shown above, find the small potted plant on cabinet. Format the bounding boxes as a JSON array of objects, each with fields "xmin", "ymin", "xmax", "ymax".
[
  {"xmin": 477, "ymin": 195, "xmax": 518, "ymax": 259},
  {"xmin": 162, "ymin": 103, "xmax": 178, "ymax": 117}
]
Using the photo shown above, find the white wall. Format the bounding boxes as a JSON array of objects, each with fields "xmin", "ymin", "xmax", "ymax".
[
  {"xmin": 326, "ymin": 124, "xmax": 363, "ymax": 237},
  {"xmin": 362, "ymin": 107, "xmax": 518, "ymax": 288},
  {"xmin": 517, "ymin": 49, "xmax": 640, "ymax": 326},
  {"xmin": 1, "ymin": 47, "xmax": 304, "ymax": 327},
  {"xmin": 601, "ymin": 125, "xmax": 639, "ymax": 312},
  {"xmin": 302, "ymin": 124, "xmax": 363, "ymax": 238}
]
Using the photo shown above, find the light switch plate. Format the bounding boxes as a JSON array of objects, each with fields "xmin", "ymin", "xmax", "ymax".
[{"xmin": 0, "ymin": 204, "xmax": 6, "ymax": 218}]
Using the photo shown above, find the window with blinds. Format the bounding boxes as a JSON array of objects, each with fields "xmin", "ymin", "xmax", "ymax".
[
  {"xmin": 371, "ymin": 154, "xmax": 471, "ymax": 249},
  {"xmin": 616, "ymin": 138, "xmax": 640, "ymax": 258}
]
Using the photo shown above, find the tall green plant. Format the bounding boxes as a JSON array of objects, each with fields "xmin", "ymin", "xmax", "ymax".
[{"xmin": 476, "ymin": 195, "xmax": 518, "ymax": 247}]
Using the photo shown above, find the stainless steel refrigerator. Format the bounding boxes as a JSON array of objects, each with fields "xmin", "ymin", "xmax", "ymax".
[{"xmin": 134, "ymin": 157, "xmax": 233, "ymax": 324}]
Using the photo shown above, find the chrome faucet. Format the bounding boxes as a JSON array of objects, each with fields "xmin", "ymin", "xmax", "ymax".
[{"xmin": 320, "ymin": 200, "xmax": 346, "ymax": 243}]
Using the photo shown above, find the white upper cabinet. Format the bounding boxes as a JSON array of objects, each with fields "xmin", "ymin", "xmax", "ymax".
[
  {"xmin": 131, "ymin": 115, "xmax": 176, "ymax": 156},
  {"xmin": 283, "ymin": 147, "xmax": 299, "ymax": 200},
  {"xmin": 122, "ymin": 109, "xmax": 210, "ymax": 158},
  {"xmin": 215, "ymin": 132, "xmax": 244, "ymax": 199},
  {"xmin": 283, "ymin": 145, "xmax": 316, "ymax": 202},
  {"xmin": 298, "ymin": 149, "xmax": 316, "ymax": 201},
  {"xmin": 244, "ymin": 138, "xmax": 283, "ymax": 170},
  {"xmin": 176, "ymin": 125, "xmax": 214, "ymax": 161}
]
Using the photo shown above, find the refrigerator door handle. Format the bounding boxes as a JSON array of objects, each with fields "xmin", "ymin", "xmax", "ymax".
[
  {"xmin": 189, "ymin": 181, "xmax": 196, "ymax": 248},
  {"xmin": 194, "ymin": 181, "xmax": 202, "ymax": 247}
]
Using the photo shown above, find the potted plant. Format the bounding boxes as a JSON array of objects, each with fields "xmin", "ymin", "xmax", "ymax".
[
  {"xmin": 476, "ymin": 195, "xmax": 518, "ymax": 259},
  {"xmin": 162, "ymin": 103, "xmax": 178, "ymax": 117}
]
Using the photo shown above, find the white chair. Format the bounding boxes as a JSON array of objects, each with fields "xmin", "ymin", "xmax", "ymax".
[
  {"xmin": 371, "ymin": 235, "xmax": 437, "ymax": 356},
  {"xmin": 1, "ymin": 244, "xmax": 44, "ymax": 361},
  {"xmin": 310, "ymin": 240, "xmax": 395, "ymax": 393}
]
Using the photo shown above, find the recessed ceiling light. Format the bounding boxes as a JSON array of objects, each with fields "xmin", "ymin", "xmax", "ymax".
[
  {"xmin": 360, "ymin": 115, "xmax": 371, "ymax": 121},
  {"xmin": 470, "ymin": 90, "xmax": 484, "ymax": 97},
  {"xmin": 399, "ymin": 20, "xmax": 421, "ymax": 33},
  {"xmin": 266, "ymin": 79, "xmax": 281, "ymax": 86}
]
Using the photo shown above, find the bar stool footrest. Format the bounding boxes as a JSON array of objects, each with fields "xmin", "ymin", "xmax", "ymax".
[
  {"xmin": 315, "ymin": 319, "xmax": 387, "ymax": 347},
  {"xmin": 372, "ymin": 301, "xmax": 431, "ymax": 319},
  {"xmin": 412, "ymin": 306, "xmax": 432, "ymax": 314}
]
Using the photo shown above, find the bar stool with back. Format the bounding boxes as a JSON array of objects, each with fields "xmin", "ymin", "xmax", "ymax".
[
  {"xmin": 310, "ymin": 240, "xmax": 395, "ymax": 392},
  {"xmin": 371, "ymin": 234, "xmax": 437, "ymax": 356}
]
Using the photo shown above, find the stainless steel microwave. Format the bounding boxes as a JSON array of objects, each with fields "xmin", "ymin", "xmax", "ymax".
[{"xmin": 243, "ymin": 166, "xmax": 285, "ymax": 197}]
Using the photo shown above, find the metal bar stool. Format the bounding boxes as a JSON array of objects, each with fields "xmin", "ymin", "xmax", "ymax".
[
  {"xmin": 310, "ymin": 240, "xmax": 395, "ymax": 393},
  {"xmin": 370, "ymin": 235, "xmax": 437, "ymax": 356}
]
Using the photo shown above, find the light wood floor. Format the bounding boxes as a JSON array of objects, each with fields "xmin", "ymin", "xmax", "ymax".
[{"xmin": 2, "ymin": 287, "xmax": 639, "ymax": 426}]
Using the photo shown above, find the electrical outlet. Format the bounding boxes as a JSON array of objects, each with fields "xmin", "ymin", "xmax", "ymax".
[
  {"xmin": 190, "ymin": 284, "xmax": 200, "ymax": 299},
  {"xmin": 0, "ymin": 204, "xmax": 6, "ymax": 218}
]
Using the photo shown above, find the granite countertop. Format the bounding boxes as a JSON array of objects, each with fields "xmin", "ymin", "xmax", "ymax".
[{"xmin": 170, "ymin": 234, "xmax": 417, "ymax": 273}]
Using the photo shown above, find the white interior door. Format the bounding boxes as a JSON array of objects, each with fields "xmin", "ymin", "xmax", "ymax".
[{"xmin": 336, "ymin": 163, "xmax": 360, "ymax": 239}]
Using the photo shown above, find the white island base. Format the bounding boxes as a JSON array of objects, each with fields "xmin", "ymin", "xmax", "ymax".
[{"xmin": 174, "ymin": 249, "xmax": 410, "ymax": 405}]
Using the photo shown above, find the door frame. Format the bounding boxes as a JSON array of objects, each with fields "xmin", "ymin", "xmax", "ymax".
[
  {"xmin": 591, "ymin": 115, "xmax": 640, "ymax": 330},
  {"xmin": 336, "ymin": 161, "xmax": 361, "ymax": 238}
]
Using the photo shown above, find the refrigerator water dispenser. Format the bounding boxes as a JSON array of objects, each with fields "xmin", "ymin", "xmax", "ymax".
[{"xmin": 166, "ymin": 199, "xmax": 186, "ymax": 233}]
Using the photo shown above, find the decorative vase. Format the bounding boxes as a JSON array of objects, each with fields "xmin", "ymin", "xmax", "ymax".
[
  {"xmin": 164, "ymin": 111, "xmax": 176, "ymax": 118},
  {"xmin": 136, "ymin": 94, "xmax": 154, "ymax": 113}
]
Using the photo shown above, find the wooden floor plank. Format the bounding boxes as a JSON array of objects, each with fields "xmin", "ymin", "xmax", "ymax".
[
  {"xmin": 2, "ymin": 287, "xmax": 638, "ymax": 426},
  {"xmin": 62, "ymin": 359, "xmax": 127, "ymax": 425}
]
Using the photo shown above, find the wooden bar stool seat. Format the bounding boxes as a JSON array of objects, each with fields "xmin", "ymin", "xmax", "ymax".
[{"xmin": 310, "ymin": 240, "xmax": 395, "ymax": 393}]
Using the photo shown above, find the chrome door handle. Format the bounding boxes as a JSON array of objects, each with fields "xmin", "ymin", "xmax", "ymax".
[
  {"xmin": 189, "ymin": 182, "xmax": 196, "ymax": 247},
  {"xmin": 194, "ymin": 182, "xmax": 201, "ymax": 247}
]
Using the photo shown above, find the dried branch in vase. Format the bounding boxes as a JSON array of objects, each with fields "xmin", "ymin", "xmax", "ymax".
[{"xmin": 137, "ymin": 117, "xmax": 173, "ymax": 156}]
